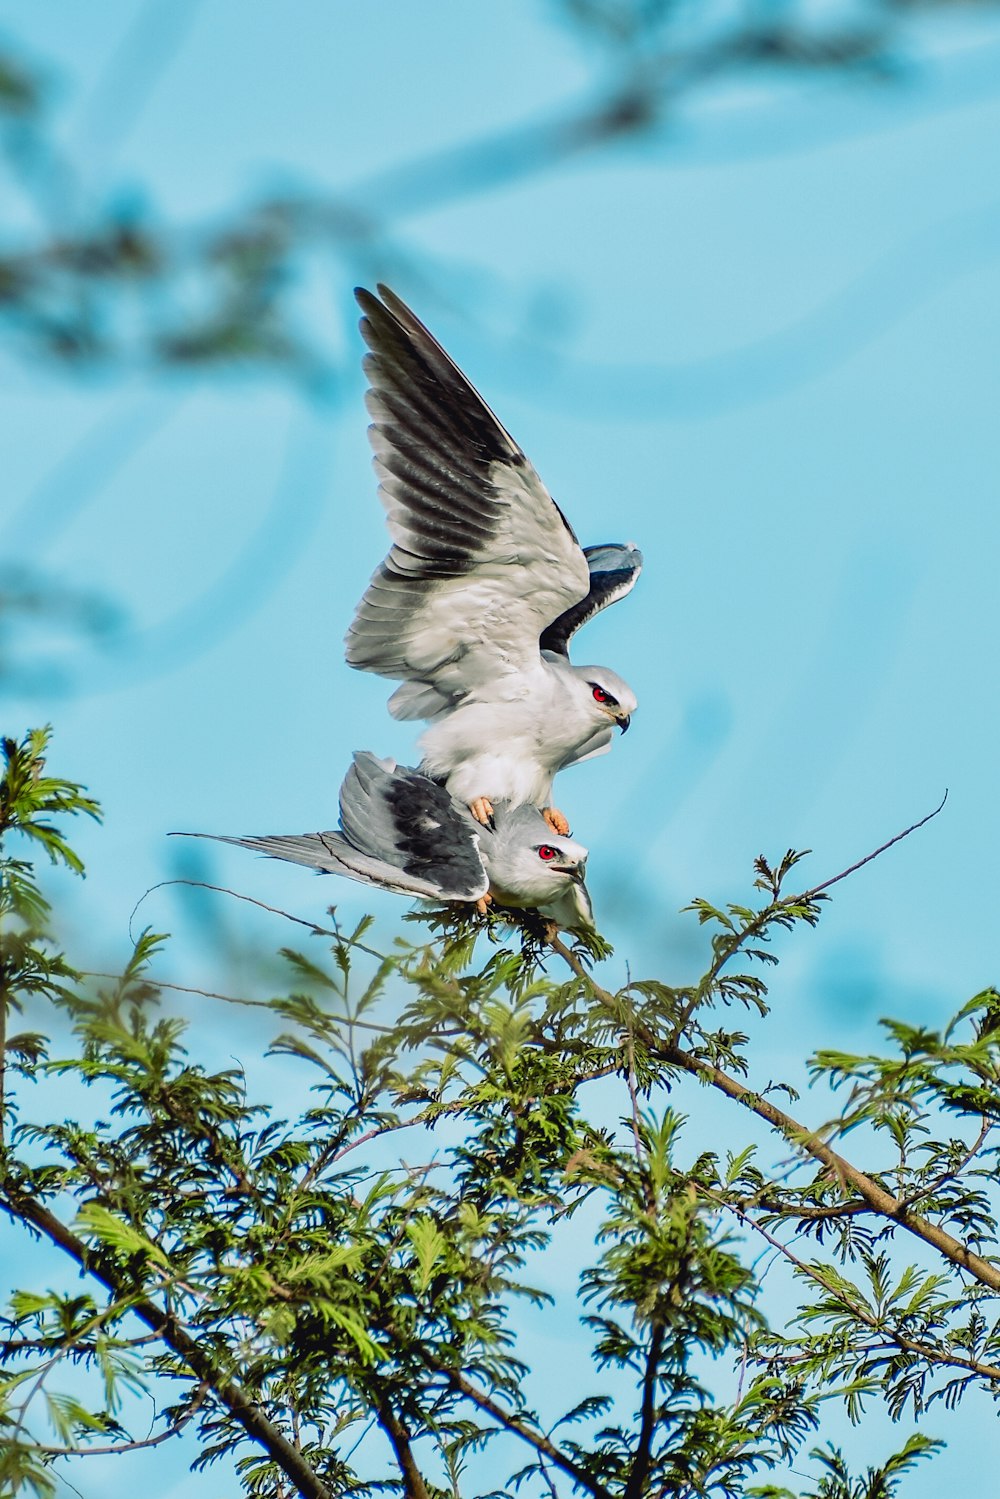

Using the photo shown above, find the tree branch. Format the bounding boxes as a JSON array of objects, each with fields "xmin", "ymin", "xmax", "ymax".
[
  {"xmin": 549, "ymin": 938, "xmax": 1000, "ymax": 1294},
  {"xmin": 668, "ymin": 799, "xmax": 947, "ymax": 1040},
  {"xmin": 372, "ymin": 1391, "xmax": 432, "ymax": 1499},
  {"xmin": 623, "ymin": 1321, "xmax": 665, "ymax": 1499},
  {"xmin": 0, "ymin": 1182, "xmax": 334, "ymax": 1499},
  {"xmin": 30, "ymin": 1381, "xmax": 208, "ymax": 1458},
  {"xmin": 430, "ymin": 1360, "xmax": 613, "ymax": 1499},
  {"xmin": 897, "ymin": 1117, "xmax": 993, "ymax": 1214},
  {"xmin": 700, "ymin": 1183, "xmax": 1000, "ymax": 1385},
  {"xmin": 801, "ymin": 793, "xmax": 947, "ymax": 902}
]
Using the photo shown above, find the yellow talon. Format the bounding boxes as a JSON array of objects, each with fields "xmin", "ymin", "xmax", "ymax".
[
  {"xmin": 542, "ymin": 806, "xmax": 570, "ymax": 837},
  {"xmin": 475, "ymin": 893, "xmax": 493, "ymax": 915},
  {"xmin": 469, "ymin": 796, "xmax": 495, "ymax": 827}
]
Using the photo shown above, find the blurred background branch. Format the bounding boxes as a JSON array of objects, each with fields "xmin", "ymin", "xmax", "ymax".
[
  {"xmin": 2, "ymin": 0, "xmax": 997, "ymax": 699},
  {"xmin": 0, "ymin": 0, "xmax": 990, "ymax": 383}
]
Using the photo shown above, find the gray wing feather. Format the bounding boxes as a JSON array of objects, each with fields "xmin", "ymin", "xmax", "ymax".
[
  {"xmin": 386, "ymin": 679, "xmax": 457, "ymax": 722},
  {"xmin": 338, "ymin": 752, "xmax": 488, "ymax": 898},
  {"xmin": 178, "ymin": 829, "xmax": 463, "ymax": 899}
]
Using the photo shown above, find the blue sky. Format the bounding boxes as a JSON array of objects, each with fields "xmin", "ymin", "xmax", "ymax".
[{"xmin": 3, "ymin": 1, "xmax": 1000, "ymax": 1492}]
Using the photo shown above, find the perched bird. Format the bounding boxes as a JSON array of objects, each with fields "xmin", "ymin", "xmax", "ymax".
[
  {"xmin": 177, "ymin": 752, "xmax": 595, "ymax": 932},
  {"xmin": 347, "ymin": 285, "xmax": 640, "ymax": 835}
]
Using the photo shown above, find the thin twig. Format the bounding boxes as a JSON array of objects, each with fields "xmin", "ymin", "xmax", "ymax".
[
  {"xmin": 801, "ymin": 792, "xmax": 948, "ymax": 901},
  {"xmin": 82, "ymin": 971, "xmax": 397, "ymax": 1034},
  {"xmin": 897, "ymin": 1117, "xmax": 994, "ymax": 1214},
  {"xmin": 623, "ymin": 1000, "xmax": 647, "ymax": 1183},
  {"xmin": 31, "ymin": 1381, "xmax": 208, "ymax": 1458},
  {"xmin": 538, "ymin": 1456, "xmax": 561, "ymax": 1499},
  {"xmin": 669, "ymin": 796, "xmax": 947, "ymax": 1041},
  {"xmin": 428, "ymin": 1360, "xmax": 613, "ymax": 1499},
  {"xmin": 129, "ymin": 878, "xmax": 335, "ymax": 943}
]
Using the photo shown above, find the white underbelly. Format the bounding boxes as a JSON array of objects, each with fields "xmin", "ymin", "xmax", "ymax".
[{"xmin": 419, "ymin": 698, "xmax": 561, "ymax": 807}]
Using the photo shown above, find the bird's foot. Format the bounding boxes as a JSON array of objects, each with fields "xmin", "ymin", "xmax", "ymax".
[
  {"xmin": 542, "ymin": 806, "xmax": 570, "ymax": 836},
  {"xmin": 475, "ymin": 892, "xmax": 493, "ymax": 916},
  {"xmin": 469, "ymin": 796, "xmax": 495, "ymax": 828}
]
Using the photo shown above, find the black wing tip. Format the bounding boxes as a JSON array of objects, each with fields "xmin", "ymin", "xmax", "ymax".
[
  {"xmin": 355, "ymin": 283, "xmax": 409, "ymax": 326},
  {"xmin": 355, "ymin": 286, "xmax": 398, "ymax": 344}
]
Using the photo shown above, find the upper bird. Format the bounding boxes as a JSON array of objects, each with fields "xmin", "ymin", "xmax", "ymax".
[{"xmin": 346, "ymin": 285, "xmax": 641, "ymax": 835}]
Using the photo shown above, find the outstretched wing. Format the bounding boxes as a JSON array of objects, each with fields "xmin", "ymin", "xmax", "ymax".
[
  {"xmin": 346, "ymin": 286, "xmax": 590, "ymax": 706},
  {"xmin": 539, "ymin": 543, "xmax": 643, "ymax": 658}
]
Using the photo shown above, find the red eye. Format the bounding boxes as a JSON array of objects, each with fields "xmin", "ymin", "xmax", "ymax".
[
  {"xmin": 592, "ymin": 686, "xmax": 609, "ymax": 704},
  {"xmin": 537, "ymin": 845, "xmax": 558, "ymax": 861}
]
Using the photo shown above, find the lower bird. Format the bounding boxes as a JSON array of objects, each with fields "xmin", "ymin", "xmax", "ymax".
[{"xmin": 175, "ymin": 751, "xmax": 594, "ymax": 932}]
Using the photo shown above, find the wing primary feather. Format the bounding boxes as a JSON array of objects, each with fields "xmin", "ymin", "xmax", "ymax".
[
  {"xmin": 357, "ymin": 288, "xmax": 519, "ymax": 466},
  {"xmin": 171, "ymin": 750, "xmax": 489, "ymax": 903},
  {"xmin": 347, "ymin": 285, "xmax": 593, "ymax": 689}
]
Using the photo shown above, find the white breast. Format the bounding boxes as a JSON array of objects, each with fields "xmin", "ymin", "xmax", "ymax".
[{"xmin": 417, "ymin": 658, "xmax": 593, "ymax": 808}]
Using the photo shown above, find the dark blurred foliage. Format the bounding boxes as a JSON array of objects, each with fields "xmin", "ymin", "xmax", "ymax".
[
  {"xmin": 0, "ymin": 566, "xmax": 121, "ymax": 694},
  {"xmin": 1, "ymin": 0, "xmax": 995, "ymax": 695},
  {"xmin": 0, "ymin": 0, "xmax": 992, "ymax": 384}
]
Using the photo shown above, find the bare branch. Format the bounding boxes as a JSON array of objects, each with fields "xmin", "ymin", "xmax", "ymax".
[
  {"xmin": 430, "ymin": 1361, "xmax": 614, "ymax": 1499},
  {"xmin": 129, "ymin": 878, "xmax": 336, "ymax": 944},
  {"xmin": 30, "ymin": 1381, "xmax": 208, "ymax": 1459},
  {"xmin": 801, "ymin": 793, "xmax": 948, "ymax": 901},
  {"xmin": 669, "ymin": 797, "xmax": 947, "ymax": 1039},
  {"xmin": 82, "ymin": 969, "xmax": 398, "ymax": 1035}
]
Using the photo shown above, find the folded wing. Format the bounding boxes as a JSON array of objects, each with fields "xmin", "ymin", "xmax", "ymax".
[{"xmin": 173, "ymin": 753, "xmax": 489, "ymax": 902}]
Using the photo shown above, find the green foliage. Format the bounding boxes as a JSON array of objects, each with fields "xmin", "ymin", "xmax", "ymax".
[{"xmin": 2, "ymin": 730, "xmax": 995, "ymax": 1497}]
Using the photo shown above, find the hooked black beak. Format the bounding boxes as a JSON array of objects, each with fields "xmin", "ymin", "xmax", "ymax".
[
  {"xmin": 556, "ymin": 863, "xmax": 586, "ymax": 884},
  {"xmin": 618, "ymin": 714, "xmax": 631, "ymax": 734}
]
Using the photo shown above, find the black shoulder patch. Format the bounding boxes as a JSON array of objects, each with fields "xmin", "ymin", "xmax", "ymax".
[{"xmin": 384, "ymin": 772, "xmax": 482, "ymax": 889}]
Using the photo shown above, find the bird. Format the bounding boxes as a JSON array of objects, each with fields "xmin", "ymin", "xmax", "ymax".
[
  {"xmin": 346, "ymin": 284, "xmax": 640, "ymax": 837},
  {"xmin": 175, "ymin": 751, "xmax": 595, "ymax": 932}
]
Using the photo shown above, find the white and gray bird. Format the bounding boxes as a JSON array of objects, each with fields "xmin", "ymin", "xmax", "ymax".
[
  {"xmin": 178, "ymin": 752, "xmax": 595, "ymax": 932},
  {"xmin": 347, "ymin": 285, "xmax": 641, "ymax": 835}
]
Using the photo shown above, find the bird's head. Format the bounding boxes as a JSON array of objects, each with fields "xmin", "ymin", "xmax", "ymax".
[
  {"xmin": 572, "ymin": 664, "xmax": 636, "ymax": 734},
  {"xmin": 485, "ymin": 807, "xmax": 590, "ymax": 907}
]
